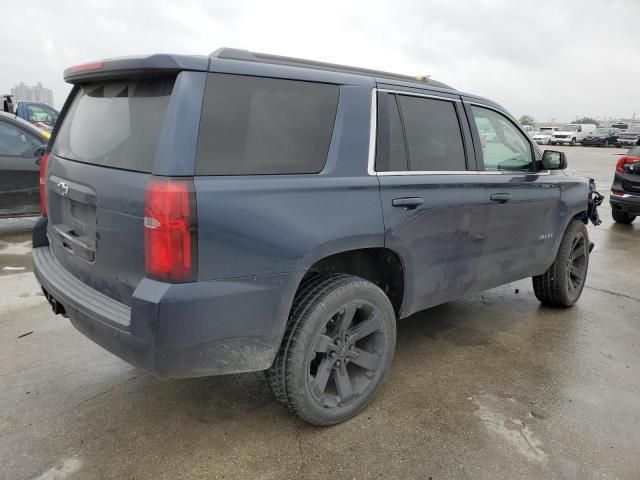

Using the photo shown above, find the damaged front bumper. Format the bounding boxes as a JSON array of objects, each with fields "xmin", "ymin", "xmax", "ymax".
[{"xmin": 587, "ymin": 178, "xmax": 605, "ymax": 226}]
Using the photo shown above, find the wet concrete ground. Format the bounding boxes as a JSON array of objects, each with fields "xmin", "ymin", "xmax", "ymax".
[{"xmin": 1, "ymin": 146, "xmax": 639, "ymax": 479}]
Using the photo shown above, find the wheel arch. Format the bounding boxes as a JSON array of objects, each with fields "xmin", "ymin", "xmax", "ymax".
[{"xmin": 297, "ymin": 247, "xmax": 406, "ymax": 318}]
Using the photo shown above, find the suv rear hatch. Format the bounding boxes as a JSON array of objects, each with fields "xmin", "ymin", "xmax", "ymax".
[{"xmin": 44, "ymin": 64, "xmax": 194, "ymax": 307}]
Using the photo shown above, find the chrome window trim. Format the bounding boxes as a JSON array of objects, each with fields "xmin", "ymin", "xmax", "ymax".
[
  {"xmin": 367, "ymin": 88, "xmax": 377, "ymax": 176},
  {"xmin": 367, "ymin": 89, "xmax": 550, "ymax": 176}
]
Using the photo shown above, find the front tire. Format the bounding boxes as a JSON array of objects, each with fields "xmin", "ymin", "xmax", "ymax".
[
  {"xmin": 532, "ymin": 219, "xmax": 589, "ymax": 307},
  {"xmin": 612, "ymin": 207, "xmax": 636, "ymax": 224},
  {"xmin": 266, "ymin": 274, "xmax": 396, "ymax": 426},
  {"xmin": 570, "ymin": 138, "xmax": 576, "ymax": 146}
]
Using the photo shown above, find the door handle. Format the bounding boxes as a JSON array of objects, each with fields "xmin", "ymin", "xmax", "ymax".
[
  {"xmin": 490, "ymin": 193, "xmax": 512, "ymax": 204},
  {"xmin": 392, "ymin": 197, "xmax": 424, "ymax": 210}
]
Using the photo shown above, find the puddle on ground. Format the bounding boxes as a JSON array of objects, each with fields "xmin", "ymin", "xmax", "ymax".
[
  {"xmin": 472, "ymin": 393, "xmax": 548, "ymax": 464},
  {"xmin": 0, "ymin": 238, "xmax": 33, "ymax": 275}
]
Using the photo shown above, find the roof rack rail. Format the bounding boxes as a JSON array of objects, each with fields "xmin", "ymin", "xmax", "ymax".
[{"xmin": 210, "ymin": 48, "xmax": 453, "ymax": 90}]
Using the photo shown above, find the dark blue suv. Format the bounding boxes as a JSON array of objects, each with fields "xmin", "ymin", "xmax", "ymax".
[{"xmin": 33, "ymin": 48, "xmax": 601, "ymax": 425}]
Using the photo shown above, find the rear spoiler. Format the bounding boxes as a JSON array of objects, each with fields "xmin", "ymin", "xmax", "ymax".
[{"xmin": 63, "ymin": 54, "xmax": 208, "ymax": 84}]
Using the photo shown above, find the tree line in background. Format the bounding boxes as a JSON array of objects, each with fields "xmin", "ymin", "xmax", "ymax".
[{"xmin": 518, "ymin": 114, "xmax": 600, "ymax": 126}]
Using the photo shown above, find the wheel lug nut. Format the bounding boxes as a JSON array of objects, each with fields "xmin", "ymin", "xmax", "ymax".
[
  {"xmin": 335, "ymin": 339, "xmax": 341, "ymax": 345},
  {"xmin": 330, "ymin": 352, "xmax": 337, "ymax": 358},
  {"xmin": 336, "ymin": 360, "xmax": 341, "ymax": 367}
]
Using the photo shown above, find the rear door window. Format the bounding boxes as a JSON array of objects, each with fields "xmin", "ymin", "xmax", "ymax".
[
  {"xmin": 196, "ymin": 74, "xmax": 339, "ymax": 175},
  {"xmin": 52, "ymin": 78, "xmax": 175, "ymax": 172},
  {"xmin": 396, "ymin": 94, "xmax": 467, "ymax": 171}
]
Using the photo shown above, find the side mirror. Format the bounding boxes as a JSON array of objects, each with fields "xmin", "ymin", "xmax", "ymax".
[
  {"xmin": 34, "ymin": 145, "xmax": 46, "ymax": 158},
  {"xmin": 542, "ymin": 150, "xmax": 567, "ymax": 170}
]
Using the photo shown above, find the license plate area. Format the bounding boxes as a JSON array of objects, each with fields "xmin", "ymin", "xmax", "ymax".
[{"xmin": 48, "ymin": 175, "xmax": 97, "ymax": 262}]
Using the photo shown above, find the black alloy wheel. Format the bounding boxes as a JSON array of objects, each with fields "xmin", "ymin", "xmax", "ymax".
[
  {"xmin": 566, "ymin": 231, "xmax": 587, "ymax": 295},
  {"xmin": 307, "ymin": 301, "xmax": 386, "ymax": 409}
]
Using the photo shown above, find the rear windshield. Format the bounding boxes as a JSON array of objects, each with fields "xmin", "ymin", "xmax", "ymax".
[
  {"xmin": 196, "ymin": 74, "xmax": 339, "ymax": 175},
  {"xmin": 53, "ymin": 78, "xmax": 174, "ymax": 172}
]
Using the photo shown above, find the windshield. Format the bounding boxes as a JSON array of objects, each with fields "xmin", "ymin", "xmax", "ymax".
[
  {"xmin": 539, "ymin": 128, "xmax": 554, "ymax": 132},
  {"xmin": 560, "ymin": 124, "xmax": 579, "ymax": 132},
  {"xmin": 593, "ymin": 128, "xmax": 610, "ymax": 135},
  {"xmin": 627, "ymin": 125, "xmax": 640, "ymax": 133},
  {"xmin": 26, "ymin": 104, "xmax": 58, "ymax": 127}
]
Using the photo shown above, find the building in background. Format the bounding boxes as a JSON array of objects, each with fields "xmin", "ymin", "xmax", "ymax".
[{"xmin": 11, "ymin": 82, "xmax": 54, "ymax": 106}]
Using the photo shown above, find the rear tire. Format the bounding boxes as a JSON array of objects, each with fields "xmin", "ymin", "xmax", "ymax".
[
  {"xmin": 532, "ymin": 219, "xmax": 589, "ymax": 307},
  {"xmin": 612, "ymin": 207, "xmax": 636, "ymax": 224},
  {"xmin": 266, "ymin": 273, "xmax": 396, "ymax": 425}
]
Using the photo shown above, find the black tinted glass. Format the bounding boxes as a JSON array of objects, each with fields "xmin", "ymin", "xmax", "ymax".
[
  {"xmin": 397, "ymin": 95, "xmax": 466, "ymax": 171},
  {"xmin": 375, "ymin": 93, "xmax": 407, "ymax": 171},
  {"xmin": 53, "ymin": 78, "xmax": 175, "ymax": 172},
  {"xmin": 196, "ymin": 74, "xmax": 339, "ymax": 175}
]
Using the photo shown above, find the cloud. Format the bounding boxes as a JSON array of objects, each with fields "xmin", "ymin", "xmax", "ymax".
[{"xmin": 1, "ymin": 0, "xmax": 638, "ymax": 122}]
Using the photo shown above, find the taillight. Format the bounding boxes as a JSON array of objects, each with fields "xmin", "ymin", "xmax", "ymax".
[
  {"xmin": 616, "ymin": 155, "xmax": 640, "ymax": 173},
  {"xmin": 69, "ymin": 61, "xmax": 104, "ymax": 73},
  {"xmin": 144, "ymin": 178, "xmax": 197, "ymax": 282},
  {"xmin": 39, "ymin": 152, "xmax": 49, "ymax": 216}
]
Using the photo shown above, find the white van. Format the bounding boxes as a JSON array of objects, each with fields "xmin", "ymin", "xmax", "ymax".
[{"xmin": 550, "ymin": 124, "xmax": 596, "ymax": 146}]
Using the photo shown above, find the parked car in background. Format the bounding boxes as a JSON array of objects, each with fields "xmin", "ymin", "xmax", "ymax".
[
  {"xmin": 532, "ymin": 130, "xmax": 553, "ymax": 145},
  {"xmin": 550, "ymin": 123, "xmax": 596, "ymax": 146},
  {"xmin": 610, "ymin": 145, "xmax": 640, "ymax": 224},
  {"xmin": 611, "ymin": 123, "xmax": 629, "ymax": 131},
  {"xmin": 581, "ymin": 127, "xmax": 619, "ymax": 147},
  {"xmin": 522, "ymin": 125, "xmax": 535, "ymax": 134},
  {"xmin": 14, "ymin": 101, "xmax": 59, "ymax": 135},
  {"xmin": 616, "ymin": 124, "xmax": 640, "ymax": 147},
  {"xmin": 32, "ymin": 48, "xmax": 602, "ymax": 426},
  {"xmin": 0, "ymin": 111, "xmax": 48, "ymax": 217}
]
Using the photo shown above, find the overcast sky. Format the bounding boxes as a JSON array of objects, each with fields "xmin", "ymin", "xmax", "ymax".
[{"xmin": 2, "ymin": 0, "xmax": 638, "ymax": 123}]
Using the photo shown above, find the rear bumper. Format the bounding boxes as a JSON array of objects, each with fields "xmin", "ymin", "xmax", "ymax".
[
  {"xmin": 581, "ymin": 139, "xmax": 606, "ymax": 146},
  {"xmin": 610, "ymin": 192, "xmax": 640, "ymax": 215},
  {"xmin": 33, "ymin": 245, "xmax": 303, "ymax": 378}
]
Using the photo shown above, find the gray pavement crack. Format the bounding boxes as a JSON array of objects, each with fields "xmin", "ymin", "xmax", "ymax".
[
  {"xmin": 60, "ymin": 375, "xmax": 140, "ymax": 416},
  {"xmin": 585, "ymin": 286, "xmax": 640, "ymax": 303},
  {"xmin": 293, "ymin": 419, "xmax": 306, "ymax": 478}
]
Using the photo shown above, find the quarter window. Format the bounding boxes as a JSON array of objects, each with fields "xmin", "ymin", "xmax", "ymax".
[
  {"xmin": 375, "ymin": 93, "xmax": 407, "ymax": 172},
  {"xmin": 470, "ymin": 106, "xmax": 533, "ymax": 172},
  {"xmin": 196, "ymin": 74, "xmax": 339, "ymax": 175}
]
